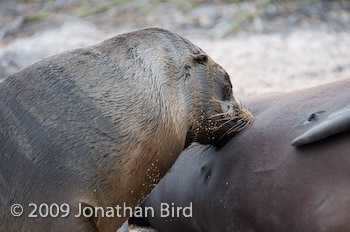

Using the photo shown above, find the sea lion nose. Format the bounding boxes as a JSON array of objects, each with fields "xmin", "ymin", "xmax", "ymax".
[
  {"xmin": 240, "ymin": 108, "xmax": 254, "ymax": 122},
  {"xmin": 216, "ymin": 100, "xmax": 237, "ymax": 117}
]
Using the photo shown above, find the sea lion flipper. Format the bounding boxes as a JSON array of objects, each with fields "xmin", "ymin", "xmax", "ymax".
[{"xmin": 291, "ymin": 105, "xmax": 350, "ymax": 146}]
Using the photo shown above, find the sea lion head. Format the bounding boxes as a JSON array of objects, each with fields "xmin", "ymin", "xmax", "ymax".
[
  {"xmin": 98, "ymin": 28, "xmax": 253, "ymax": 148},
  {"xmin": 127, "ymin": 28, "xmax": 254, "ymax": 147},
  {"xmin": 181, "ymin": 51, "xmax": 254, "ymax": 146}
]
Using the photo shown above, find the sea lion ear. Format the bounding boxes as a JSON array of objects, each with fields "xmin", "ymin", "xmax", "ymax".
[{"xmin": 193, "ymin": 53, "xmax": 208, "ymax": 64}]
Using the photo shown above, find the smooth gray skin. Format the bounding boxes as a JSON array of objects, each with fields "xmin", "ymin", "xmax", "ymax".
[
  {"xmin": 134, "ymin": 79, "xmax": 350, "ymax": 232},
  {"xmin": 0, "ymin": 28, "xmax": 252, "ymax": 232},
  {"xmin": 292, "ymin": 104, "xmax": 350, "ymax": 146}
]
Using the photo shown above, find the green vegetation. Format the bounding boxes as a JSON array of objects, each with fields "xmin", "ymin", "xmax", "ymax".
[
  {"xmin": 214, "ymin": 0, "xmax": 273, "ymax": 39},
  {"xmin": 25, "ymin": 10, "xmax": 49, "ymax": 22},
  {"xmin": 22, "ymin": 0, "xmax": 326, "ymax": 37}
]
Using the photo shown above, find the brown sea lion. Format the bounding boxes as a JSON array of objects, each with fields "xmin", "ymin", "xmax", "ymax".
[
  {"xmin": 0, "ymin": 28, "xmax": 253, "ymax": 232},
  {"xmin": 131, "ymin": 79, "xmax": 350, "ymax": 232}
]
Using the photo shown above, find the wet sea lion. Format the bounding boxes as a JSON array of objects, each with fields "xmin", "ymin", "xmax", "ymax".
[
  {"xmin": 0, "ymin": 28, "xmax": 253, "ymax": 232},
  {"xmin": 131, "ymin": 79, "xmax": 350, "ymax": 232}
]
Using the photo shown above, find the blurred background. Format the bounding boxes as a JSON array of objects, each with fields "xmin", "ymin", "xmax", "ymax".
[{"xmin": 0, "ymin": 0, "xmax": 349, "ymax": 98}]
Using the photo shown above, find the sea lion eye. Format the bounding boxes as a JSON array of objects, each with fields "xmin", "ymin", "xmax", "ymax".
[{"xmin": 193, "ymin": 54, "xmax": 208, "ymax": 64}]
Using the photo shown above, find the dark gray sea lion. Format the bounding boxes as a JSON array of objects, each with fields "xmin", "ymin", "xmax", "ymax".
[
  {"xmin": 132, "ymin": 79, "xmax": 350, "ymax": 232},
  {"xmin": 0, "ymin": 28, "xmax": 253, "ymax": 232}
]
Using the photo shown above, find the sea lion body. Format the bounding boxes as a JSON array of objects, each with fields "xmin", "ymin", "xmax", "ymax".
[
  {"xmin": 133, "ymin": 79, "xmax": 350, "ymax": 232},
  {"xmin": 0, "ymin": 28, "xmax": 252, "ymax": 231}
]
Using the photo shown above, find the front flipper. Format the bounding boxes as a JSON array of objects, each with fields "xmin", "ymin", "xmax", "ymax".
[{"xmin": 291, "ymin": 105, "xmax": 350, "ymax": 146}]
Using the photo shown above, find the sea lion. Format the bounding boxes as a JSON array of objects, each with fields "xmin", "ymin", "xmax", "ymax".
[
  {"xmin": 131, "ymin": 79, "xmax": 350, "ymax": 232},
  {"xmin": 0, "ymin": 28, "xmax": 253, "ymax": 232}
]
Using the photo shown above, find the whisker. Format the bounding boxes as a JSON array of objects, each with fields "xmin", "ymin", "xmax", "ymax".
[
  {"xmin": 209, "ymin": 112, "xmax": 228, "ymax": 119},
  {"xmin": 233, "ymin": 115, "xmax": 247, "ymax": 125},
  {"xmin": 219, "ymin": 121, "xmax": 244, "ymax": 139},
  {"xmin": 238, "ymin": 98, "xmax": 243, "ymax": 108},
  {"xmin": 215, "ymin": 118, "xmax": 232, "ymax": 122},
  {"xmin": 214, "ymin": 115, "xmax": 241, "ymax": 122},
  {"xmin": 218, "ymin": 115, "xmax": 250, "ymax": 139},
  {"xmin": 222, "ymin": 124, "xmax": 244, "ymax": 139},
  {"xmin": 212, "ymin": 117, "xmax": 236, "ymax": 132},
  {"xmin": 227, "ymin": 122, "xmax": 247, "ymax": 134},
  {"xmin": 219, "ymin": 126, "xmax": 231, "ymax": 140},
  {"xmin": 213, "ymin": 112, "xmax": 247, "ymax": 133}
]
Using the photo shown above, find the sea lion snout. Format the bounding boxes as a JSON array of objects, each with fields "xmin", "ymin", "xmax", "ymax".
[
  {"xmin": 183, "ymin": 50, "xmax": 254, "ymax": 146},
  {"xmin": 210, "ymin": 100, "xmax": 254, "ymax": 140},
  {"xmin": 217, "ymin": 99, "xmax": 238, "ymax": 117}
]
